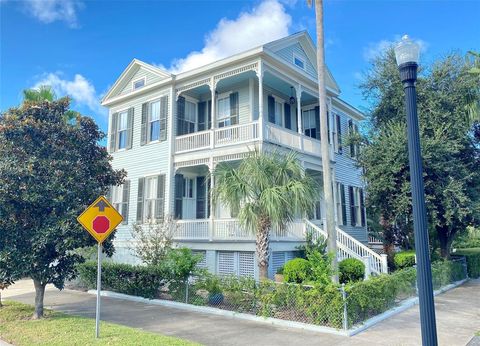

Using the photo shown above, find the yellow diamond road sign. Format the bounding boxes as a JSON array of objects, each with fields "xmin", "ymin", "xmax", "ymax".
[{"xmin": 77, "ymin": 196, "xmax": 123, "ymax": 244}]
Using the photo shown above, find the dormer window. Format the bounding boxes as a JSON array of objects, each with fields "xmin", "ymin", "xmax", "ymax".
[
  {"xmin": 293, "ymin": 55, "xmax": 305, "ymax": 70},
  {"xmin": 133, "ymin": 77, "xmax": 145, "ymax": 90}
]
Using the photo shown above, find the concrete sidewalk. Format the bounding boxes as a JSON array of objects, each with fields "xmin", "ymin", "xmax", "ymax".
[{"xmin": 3, "ymin": 279, "xmax": 480, "ymax": 346}]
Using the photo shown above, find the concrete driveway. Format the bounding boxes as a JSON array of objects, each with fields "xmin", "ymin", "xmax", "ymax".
[{"xmin": 2, "ymin": 279, "xmax": 479, "ymax": 346}]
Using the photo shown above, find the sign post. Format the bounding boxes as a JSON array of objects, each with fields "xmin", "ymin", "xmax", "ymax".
[{"xmin": 77, "ymin": 196, "xmax": 123, "ymax": 338}]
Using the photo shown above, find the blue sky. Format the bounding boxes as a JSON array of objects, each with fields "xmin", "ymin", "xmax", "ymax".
[{"xmin": 1, "ymin": 0, "xmax": 479, "ymax": 132}]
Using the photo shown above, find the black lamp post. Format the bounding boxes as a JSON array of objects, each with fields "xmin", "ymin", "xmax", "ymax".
[{"xmin": 395, "ymin": 35, "xmax": 438, "ymax": 346}]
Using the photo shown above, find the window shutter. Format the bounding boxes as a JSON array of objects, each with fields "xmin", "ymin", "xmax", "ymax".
[
  {"xmin": 155, "ymin": 174, "xmax": 165, "ymax": 220},
  {"xmin": 218, "ymin": 251, "xmax": 235, "ymax": 276},
  {"xmin": 349, "ymin": 186, "xmax": 356, "ymax": 226},
  {"xmin": 284, "ymin": 103, "xmax": 291, "ymax": 130},
  {"xmin": 109, "ymin": 112, "xmax": 118, "ymax": 153},
  {"xmin": 207, "ymin": 100, "xmax": 212, "ymax": 129},
  {"xmin": 336, "ymin": 114, "xmax": 343, "ymax": 154},
  {"xmin": 354, "ymin": 123, "xmax": 360, "ymax": 157},
  {"xmin": 141, "ymin": 103, "xmax": 148, "ymax": 146},
  {"xmin": 121, "ymin": 180, "xmax": 130, "ymax": 224},
  {"xmin": 126, "ymin": 108, "xmax": 134, "ymax": 149},
  {"xmin": 207, "ymin": 176, "xmax": 211, "ymax": 218},
  {"xmin": 136, "ymin": 177, "xmax": 145, "ymax": 223},
  {"xmin": 230, "ymin": 92, "xmax": 239, "ymax": 125},
  {"xmin": 268, "ymin": 96, "xmax": 275, "ymax": 123},
  {"xmin": 348, "ymin": 120, "xmax": 355, "ymax": 157},
  {"xmin": 198, "ymin": 101, "xmax": 206, "ymax": 131},
  {"xmin": 340, "ymin": 184, "xmax": 347, "ymax": 226},
  {"xmin": 238, "ymin": 252, "xmax": 255, "ymax": 278},
  {"xmin": 196, "ymin": 176, "xmax": 206, "ymax": 219},
  {"xmin": 174, "ymin": 174, "xmax": 184, "ymax": 219},
  {"xmin": 160, "ymin": 96, "xmax": 168, "ymax": 141},
  {"xmin": 177, "ymin": 96, "xmax": 185, "ymax": 136},
  {"xmin": 314, "ymin": 106, "xmax": 320, "ymax": 140},
  {"xmin": 360, "ymin": 188, "xmax": 366, "ymax": 227}
]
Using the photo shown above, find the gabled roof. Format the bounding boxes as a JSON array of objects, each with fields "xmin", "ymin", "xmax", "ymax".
[
  {"xmin": 101, "ymin": 59, "xmax": 171, "ymax": 104},
  {"xmin": 264, "ymin": 31, "xmax": 341, "ymax": 94}
]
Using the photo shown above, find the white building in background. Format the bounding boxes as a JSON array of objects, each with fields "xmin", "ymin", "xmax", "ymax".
[{"xmin": 101, "ymin": 31, "xmax": 387, "ymax": 279}]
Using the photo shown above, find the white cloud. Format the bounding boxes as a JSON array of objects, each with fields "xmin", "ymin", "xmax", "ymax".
[
  {"xmin": 363, "ymin": 36, "xmax": 428, "ymax": 61},
  {"xmin": 24, "ymin": 0, "xmax": 83, "ymax": 28},
  {"xmin": 34, "ymin": 72, "xmax": 104, "ymax": 115},
  {"xmin": 168, "ymin": 0, "xmax": 292, "ymax": 73}
]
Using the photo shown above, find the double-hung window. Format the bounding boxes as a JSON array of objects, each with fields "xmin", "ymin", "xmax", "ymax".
[
  {"xmin": 117, "ymin": 111, "xmax": 128, "ymax": 150},
  {"xmin": 183, "ymin": 177, "xmax": 194, "ymax": 199},
  {"xmin": 111, "ymin": 181, "xmax": 130, "ymax": 224},
  {"xmin": 217, "ymin": 95, "xmax": 231, "ymax": 128},
  {"xmin": 349, "ymin": 186, "xmax": 365, "ymax": 227},
  {"xmin": 335, "ymin": 183, "xmax": 347, "ymax": 226},
  {"xmin": 303, "ymin": 109, "xmax": 317, "ymax": 139},
  {"xmin": 144, "ymin": 176, "xmax": 158, "ymax": 221},
  {"xmin": 184, "ymin": 100, "xmax": 196, "ymax": 134},
  {"xmin": 274, "ymin": 99, "xmax": 283, "ymax": 126},
  {"xmin": 149, "ymin": 100, "xmax": 160, "ymax": 142}
]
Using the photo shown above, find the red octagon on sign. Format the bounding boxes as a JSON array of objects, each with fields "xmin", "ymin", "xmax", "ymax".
[{"xmin": 92, "ymin": 216, "xmax": 110, "ymax": 234}]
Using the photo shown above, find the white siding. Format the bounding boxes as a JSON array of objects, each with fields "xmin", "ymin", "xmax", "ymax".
[
  {"xmin": 118, "ymin": 67, "xmax": 165, "ymax": 96},
  {"xmin": 275, "ymin": 43, "xmax": 317, "ymax": 79}
]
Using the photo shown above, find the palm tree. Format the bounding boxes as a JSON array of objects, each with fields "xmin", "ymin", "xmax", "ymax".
[
  {"xmin": 308, "ymin": 0, "xmax": 338, "ymax": 282},
  {"xmin": 466, "ymin": 51, "xmax": 480, "ymax": 122},
  {"xmin": 22, "ymin": 85, "xmax": 56, "ymax": 103},
  {"xmin": 212, "ymin": 150, "xmax": 318, "ymax": 280}
]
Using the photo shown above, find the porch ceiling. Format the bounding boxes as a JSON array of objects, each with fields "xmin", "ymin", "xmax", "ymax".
[{"xmin": 264, "ymin": 71, "xmax": 317, "ymax": 104}]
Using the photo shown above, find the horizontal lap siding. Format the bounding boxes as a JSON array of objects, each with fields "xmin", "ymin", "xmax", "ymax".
[
  {"xmin": 275, "ymin": 43, "xmax": 317, "ymax": 79},
  {"xmin": 333, "ymin": 109, "xmax": 367, "ymax": 243},
  {"xmin": 118, "ymin": 67, "xmax": 165, "ymax": 96},
  {"xmin": 109, "ymin": 87, "xmax": 172, "ymax": 241}
]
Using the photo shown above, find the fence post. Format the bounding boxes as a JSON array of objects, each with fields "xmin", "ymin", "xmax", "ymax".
[
  {"xmin": 341, "ymin": 283, "xmax": 348, "ymax": 332},
  {"xmin": 380, "ymin": 254, "xmax": 388, "ymax": 274},
  {"xmin": 462, "ymin": 256, "xmax": 469, "ymax": 279},
  {"xmin": 185, "ymin": 277, "xmax": 189, "ymax": 304},
  {"xmin": 363, "ymin": 256, "xmax": 371, "ymax": 279}
]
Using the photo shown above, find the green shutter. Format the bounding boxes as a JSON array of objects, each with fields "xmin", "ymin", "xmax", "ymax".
[
  {"xmin": 207, "ymin": 99, "xmax": 212, "ymax": 129},
  {"xmin": 122, "ymin": 180, "xmax": 130, "ymax": 224},
  {"xmin": 136, "ymin": 177, "xmax": 145, "ymax": 223},
  {"xmin": 155, "ymin": 174, "xmax": 165, "ymax": 220},
  {"xmin": 109, "ymin": 112, "xmax": 118, "ymax": 153},
  {"xmin": 126, "ymin": 108, "xmax": 134, "ymax": 149},
  {"xmin": 177, "ymin": 96, "xmax": 185, "ymax": 136},
  {"xmin": 360, "ymin": 188, "xmax": 366, "ymax": 227},
  {"xmin": 174, "ymin": 174, "xmax": 184, "ymax": 219},
  {"xmin": 284, "ymin": 103, "xmax": 291, "ymax": 129},
  {"xmin": 160, "ymin": 96, "xmax": 168, "ymax": 141},
  {"xmin": 196, "ymin": 176, "xmax": 206, "ymax": 219},
  {"xmin": 230, "ymin": 92, "xmax": 239, "ymax": 125},
  {"xmin": 340, "ymin": 184, "xmax": 347, "ymax": 226},
  {"xmin": 336, "ymin": 114, "xmax": 343, "ymax": 153},
  {"xmin": 348, "ymin": 120, "xmax": 355, "ymax": 157},
  {"xmin": 268, "ymin": 96, "xmax": 275, "ymax": 123},
  {"xmin": 141, "ymin": 103, "xmax": 148, "ymax": 146},
  {"xmin": 198, "ymin": 101, "xmax": 206, "ymax": 131},
  {"xmin": 314, "ymin": 106, "xmax": 320, "ymax": 140},
  {"xmin": 349, "ymin": 186, "xmax": 356, "ymax": 226}
]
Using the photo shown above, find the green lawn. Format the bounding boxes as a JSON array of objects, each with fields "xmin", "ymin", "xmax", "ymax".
[{"xmin": 0, "ymin": 301, "xmax": 200, "ymax": 346}]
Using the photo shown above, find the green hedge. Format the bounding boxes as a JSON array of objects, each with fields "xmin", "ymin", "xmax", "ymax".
[
  {"xmin": 77, "ymin": 261, "xmax": 167, "ymax": 299},
  {"xmin": 394, "ymin": 250, "xmax": 416, "ymax": 270},
  {"xmin": 454, "ymin": 248, "xmax": 480, "ymax": 278},
  {"xmin": 339, "ymin": 258, "xmax": 365, "ymax": 284},
  {"xmin": 283, "ymin": 258, "xmax": 311, "ymax": 283}
]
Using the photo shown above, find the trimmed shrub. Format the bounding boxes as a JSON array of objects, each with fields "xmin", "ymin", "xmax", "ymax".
[
  {"xmin": 283, "ymin": 258, "xmax": 311, "ymax": 283},
  {"xmin": 454, "ymin": 248, "xmax": 480, "ymax": 278},
  {"xmin": 339, "ymin": 258, "xmax": 365, "ymax": 284},
  {"xmin": 77, "ymin": 261, "xmax": 167, "ymax": 298},
  {"xmin": 394, "ymin": 250, "xmax": 416, "ymax": 270}
]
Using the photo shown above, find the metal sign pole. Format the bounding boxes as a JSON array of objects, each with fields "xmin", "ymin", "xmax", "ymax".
[{"xmin": 95, "ymin": 242, "xmax": 102, "ymax": 338}]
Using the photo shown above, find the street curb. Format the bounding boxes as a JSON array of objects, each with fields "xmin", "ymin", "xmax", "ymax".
[
  {"xmin": 87, "ymin": 278, "xmax": 468, "ymax": 337},
  {"xmin": 0, "ymin": 339, "xmax": 13, "ymax": 346}
]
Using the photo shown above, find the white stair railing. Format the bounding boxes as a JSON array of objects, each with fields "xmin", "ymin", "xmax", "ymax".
[{"xmin": 304, "ymin": 219, "xmax": 388, "ymax": 275}]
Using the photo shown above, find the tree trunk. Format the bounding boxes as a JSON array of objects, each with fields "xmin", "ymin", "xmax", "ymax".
[
  {"xmin": 314, "ymin": 0, "xmax": 338, "ymax": 283},
  {"xmin": 33, "ymin": 279, "xmax": 46, "ymax": 319},
  {"xmin": 256, "ymin": 217, "xmax": 271, "ymax": 280},
  {"xmin": 438, "ymin": 228, "xmax": 451, "ymax": 259}
]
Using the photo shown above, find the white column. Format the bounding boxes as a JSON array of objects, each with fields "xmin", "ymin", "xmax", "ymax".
[
  {"xmin": 210, "ymin": 77, "xmax": 216, "ymax": 149},
  {"xmin": 296, "ymin": 85, "xmax": 303, "ymax": 150},
  {"xmin": 209, "ymin": 161, "xmax": 215, "ymax": 241},
  {"xmin": 257, "ymin": 63, "xmax": 264, "ymax": 140},
  {"xmin": 165, "ymin": 86, "xmax": 177, "ymax": 215}
]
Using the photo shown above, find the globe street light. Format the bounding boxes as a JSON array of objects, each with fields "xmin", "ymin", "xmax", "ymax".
[{"xmin": 395, "ymin": 35, "xmax": 438, "ymax": 346}]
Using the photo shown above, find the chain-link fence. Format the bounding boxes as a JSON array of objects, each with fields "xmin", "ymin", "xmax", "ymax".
[{"xmin": 158, "ymin": 257, "xmax": 468, "ymax": 331}]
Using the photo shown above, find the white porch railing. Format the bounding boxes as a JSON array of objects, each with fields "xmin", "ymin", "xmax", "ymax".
[
  {"xmin": 175, "ymin": 219, "xmax": 209, "ymax": 239},
  {"xmin": 215, "ymin": 122, "xmax": 259, "ymax": 147},
  {"xmin": 265, "ymin": 124, "xmax": 301, "ymax": 150},
  {"xmin": 176, "ymin": 130, "xmax": 211, "ymax": 153},
  {"xmin": 304, "ymin": 219, "xmax": 388, "ymax": 275},
  {"xmin": 213, "ymin": 219, "xmax": 252, "ymax": 240}
]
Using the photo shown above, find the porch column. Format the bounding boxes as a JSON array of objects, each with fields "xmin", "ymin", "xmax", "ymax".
[
  {"xmin": 209, "ymin": 161, "xmax": 215, "ymax": 241},
  {"xmin": 210, "ymin": 77, "xmax": 216, "ymax": 149},
  {"xmin": 296, "ymin": 85, "xmax": 303, "ymax": 150},
  {"xmin": 257, "ymin": 63, "xmax": 264, "ymax": 140}
]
